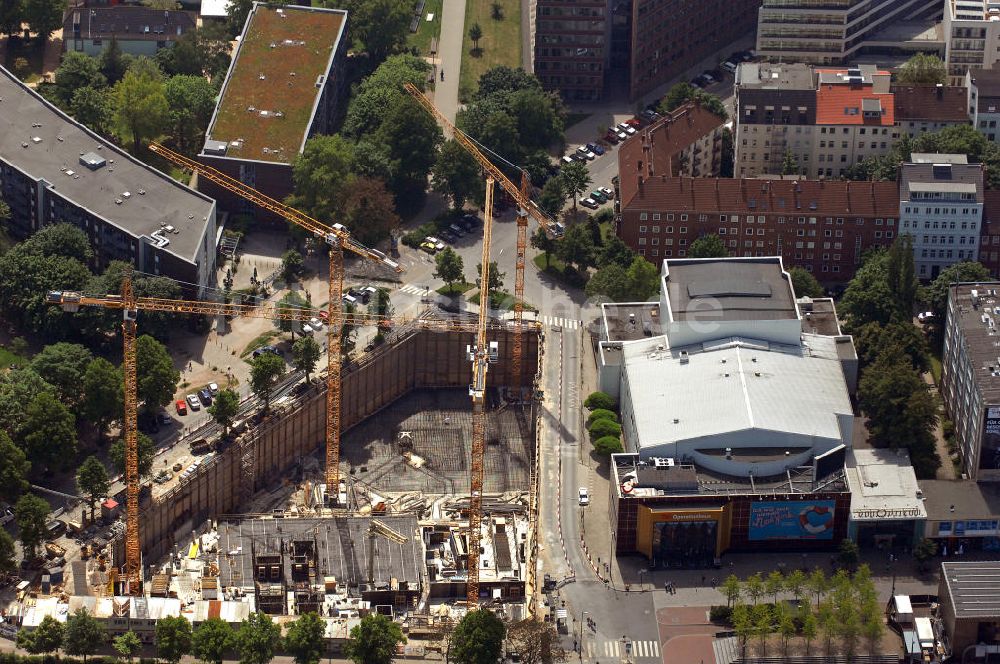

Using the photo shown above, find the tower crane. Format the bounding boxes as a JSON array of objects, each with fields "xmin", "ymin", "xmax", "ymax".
[
  {"xmin": 148, "ymin": 141, "xmax": 401, "ymax": 507},
  {"xmin": 367, "ymin": 519, "xmax": 408, "ymax": 585},
  {"xmin": 403, "ymin": 83, "xmax": 558, "ymax": 391}
]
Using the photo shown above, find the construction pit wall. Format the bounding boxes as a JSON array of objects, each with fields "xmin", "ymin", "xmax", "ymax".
[{"xmin": 136, "ymin": 325, "xmax": 542, "ymax": 566}]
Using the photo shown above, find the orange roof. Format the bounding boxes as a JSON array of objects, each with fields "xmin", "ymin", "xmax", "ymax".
[{"xmin": 815, "ymin": 84, "xmax": 894, "ymax": 126}]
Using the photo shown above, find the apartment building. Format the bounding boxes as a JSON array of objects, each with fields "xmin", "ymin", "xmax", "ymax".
[
  {"xmin": 899, "ymin": 154, "xmax": 984, "ymax": 280},
  {"xmin": 756, "ymin": 0, "xmax": 940, "ymax": 65},
  {"xmin": 941, "ymin": 282, "xmax": 1000, "ymax": 480},
  {"xmin": 617, "ymin": 100, "xmax": 726, "ymax": 181},
  {"xmin": 967, "ymin": 68, "xmax": 1000, "ymax": 142},
  {"xmin": 0, "ymin": 65, "xmax": 218, "ymax": 294},
  {"xmin": 735, "ymin": 64, "xmax": 895, "ymax": 179},
  {"xmin": 893, "ymin": 84, "xmax": 972, "ymax": 138},
  {"xmin": 64, "ymin": 7, "xmax": 196, "ymax": 57},
  {"xmin": 534, "ymin": 0, "xmax": 609, "ymax": 102},
  {"xmin": 614, "ymin": 175, "xmax": 899, "ymax": 281},
  {"xmin": 945, "ymin": 0, "xmax": 1000, "ymax": 84}
]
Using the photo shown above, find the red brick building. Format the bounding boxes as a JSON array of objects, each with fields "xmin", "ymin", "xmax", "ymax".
[
  {"xmin": 617, "ymin": 101, "xmax": 726, "ymax": 180},
  {"xmin": 614, "ymin": 176, "xmax": 900, "ymax": 281},
  {"xmin": 980, "ymin": 190, "xmax": 1000, "ymax": 277}
]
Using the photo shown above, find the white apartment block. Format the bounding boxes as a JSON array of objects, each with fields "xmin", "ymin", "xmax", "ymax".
[
  {"xmin": 899, "ymin": 154, "xmax": 984, "ymax": 280},
  {"xmin": 945, "ymin": 0, "xmax": 1000, "ymax": 84}
]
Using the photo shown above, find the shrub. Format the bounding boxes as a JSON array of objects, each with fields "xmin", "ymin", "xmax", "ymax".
[
  {"xmin": 588, "ymin": 418, "xmax": 621, "ymax": 440},
  {"xmin": 586, "ymin": 408, "xmax": 618, "ymax": 427},
  {"xmin": 593, "ymin": 436, "xmax": 623, "ymax": 456},
  {"xmin": 584, "ymin": 391, "xmax": 616, "ymax": 411},
  {"xmin": 709, "ymin": 606, "xmax": 733, "ymax": 624}
]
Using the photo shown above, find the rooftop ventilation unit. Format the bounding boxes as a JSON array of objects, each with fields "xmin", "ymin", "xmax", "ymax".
[{"xmin": 80, "ymin": 152, "xmax": 106, "ymax": 170}]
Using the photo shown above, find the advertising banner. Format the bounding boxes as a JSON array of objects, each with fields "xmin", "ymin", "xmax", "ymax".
[
  {"xmin": 748, "ymin": 500, "xmax": 836, "ymax": 541},
  {"xmin": 981, "ymin": 406, "xmax": 1000, "ymax": 473}
]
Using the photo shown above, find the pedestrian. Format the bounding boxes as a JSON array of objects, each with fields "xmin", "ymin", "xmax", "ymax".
[
  {"xmin": 664, "ymin": 581, "xmax": 669, "ymax": 593},
  {"xmin": 701, "ymin": 574, "xmax": 706, "ymax": 585}
]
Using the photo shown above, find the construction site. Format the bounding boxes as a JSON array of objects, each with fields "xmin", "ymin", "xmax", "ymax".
[{"xmin": 10, "ymin": 80, "xmax": 555, "ymax": 654}]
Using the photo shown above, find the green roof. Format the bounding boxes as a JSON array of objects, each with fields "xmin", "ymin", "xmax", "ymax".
[{"xmin": 204, "ymin": 4, "xmax": 345, "ymax": 164}]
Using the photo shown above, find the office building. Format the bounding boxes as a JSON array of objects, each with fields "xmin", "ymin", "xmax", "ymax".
[
  {"xmin": 945, "ymin": 0, "xmax": 1000, "ymax": 83},
  {"xmin": 533, "ymin": 0, "xmax": 609, "ymax": 102},
  {"xmin": 981, "ymin": 190, "xmax": 1000, "ymax": 277},
  {"xmin": 0, "ymin": 66, "xmax": 218, "ymax": 293},
  {"xmin": 199, "ymin": 3, "xmax": 348, "ymax": 218},
  {"xmin": 756, "ymin": 0, "xmax": 940, "ymax": 65},
  {"xmin": 899, "ymin": 154, "xmax": 984, "ymax": 280},
  {"xmin": 64, "ymin": 7, "xmax": 196, "ymax": 57},
  {"xmin": 967, "ymin": 68, "xmax": 1000, "ymax": 142},
  {"xmin": 942, "ymin": 282, "xmax": 1000, "ymax": 480}
]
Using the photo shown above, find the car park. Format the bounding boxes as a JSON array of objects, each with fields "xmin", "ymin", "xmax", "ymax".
[
  {"xmin": 598, "ymin": 186, "xmax": 614, "ymax": 199},
  {"xmin": 580, "ymin": 197, "xmax": 599, "ymax": 210},
  {"xmin": 590, "ymin": 190, "xmax": 607, "ymax": 203},
  {"xmin": 579, "ymin": 487, "xmax": 589, "ymax": 506},
  {"xmin": 575, "ymin": 146, "xmax": 596, "ymax": 160},
  {"xmin": 198, "ymin": 388, "xmax": 213, "ymax": 406},
  {"xmin": 186, "ymin": 394, "xmax": 201, "ymax": 411},
  {"xmin": 175, "ymin": 399, "xmax": 187, "ymax": 415},
  {"xmin": 586, "ymin": 142, "xmax": 605, "ymax": 156}
]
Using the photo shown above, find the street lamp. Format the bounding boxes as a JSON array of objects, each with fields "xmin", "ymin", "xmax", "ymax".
[{"xmin": 638, "ymin": 568, "xmax": 647, "ymax": 590}]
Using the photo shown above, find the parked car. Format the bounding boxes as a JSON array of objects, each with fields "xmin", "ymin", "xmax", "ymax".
[
  {"xmin": 615, "ymin": 128, "xmax": 629, "ymax": 140},
  {"xmin": 575, "ymin": 146, "xmax": 596, "ymax": 160},
  {"xmin": 448, "ymin": 223, "xmax": 465, "ymax": 236},
  {"xmin": 624, "ymin": 118, "xmax": 641, "ymax": 128},
  {"xmin": 690, "ymin": 77, "xmax": 704, "ymax": 88},
  {"xmin": 302, "ymin": 324, "xmax": 314, "ymax": 336},
  {"xmin": 46, "ymin": 520, "xmax": 66, "ymax": 538},
  {"xmin": 318, "ymin": 310, "xmax": 329, "ymax": 322},
  {"xmin": 586, "ymin": 142, "xmax": 605, "ymax": 156},
  {"xmin": 198, "ymin": 388, "xmax": 212, "ymax": 406},
  {"xmin": 917, "ymin": 311, "xmax": 936, "ymax": 322},
  {"xmin": 570, "ymin": 152, "xmax": 587, "ymax": 162},
  {"xmin": 341, "ymin": 293, "xmax": 358, "ymax": 306},
  {"xmin": 604, "ymin": 130, "xmax": 620, "ymax": 144},
  {"xmin": 561, "ymin": 155, "xmax": 575, "ymax": 165},
  {"xmin": 461, "ymin": 214, "xmax": 480, "ymax": 229},
  {"xmin": 579, "ymin": 197, "xmax": 599, "ymax": 210},
  {"xmin": 251, "ymin": 345, "xmax": 282, "ymax": 358},
  {"xmin": 186, "ymin": 394, "xmax": 201, "ymax": 411},
  {"xmin": 425, "ymin": 237, "xmax": 445, "ymax": 251},
  {"xmin": 419, "ymin": 240, "xmax": 437, "ymax": 254},
  {"xmin": 617, "ymin": 122, "xmax": 636, "ymax": 136},
  {"xmin": 701, "ymin": 71, "xmax": 715, "ymax": 83},
  {"xmin": 722, "ymin": 61, "xmax": 737, "ymax": 74},
  {"xmin": 579, "ymin": 487, "xmax": 590, "ymax": 506},
  {"xmin": 639, "ymin": 109, "xmax": 660, "ymax": 123},
  {"xmin": 208, "ymin": 382, "xmax": 219, "ymax": 396},
  {"xmin": 361, "ymin": 286, "xmax": 378, "ymax": 304},
  {"xmin": 440, "ymin": 230, "xmax": 457, "ymax": 243},
  {"xmin": 159, "ymin": 411, "xmax": 172, "ymax": 425},
  {"xmin": 598, "ymin": 186, "xmax": 614, "ymax": 199},
  {"xmin": 590, "ymin": 190, "xmax": 608, "ymax": 203},
  {"xmin": 175, "ymin": 399, "xmax": 187, "ymax": 415},
  {"xmin": 309, "ymin": 317, "xmax": 324, "ymax": 331}
]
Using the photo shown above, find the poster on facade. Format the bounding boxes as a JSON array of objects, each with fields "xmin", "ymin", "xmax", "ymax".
[
  {"xmin": 980, "ymin": 406, "xmax": 1000, "ymax": 472},
  {"xmin": 748, "ymin": 500, "xmax": 836, "ymax": 541}
]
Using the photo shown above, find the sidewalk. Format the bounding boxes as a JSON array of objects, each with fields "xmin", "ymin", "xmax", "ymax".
[{"xmin": 432, "ymin": 0, "xmax": 466, "ymax": 123}]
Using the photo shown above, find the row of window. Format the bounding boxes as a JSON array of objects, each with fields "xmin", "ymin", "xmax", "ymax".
[
  {"xmin": 917, "ymin": 235, "xmax": 977, "ymax": 245},
  {"xmin": 902, "ymin": 209, "xmax": 978, "ymax": 219},
  {"xmin": 636, "ymin": 214, "xmax": 894, "ymax": 225},
  {"xmin": 921, "ymin": 248, "xmax": 973, "ymax": 260}
]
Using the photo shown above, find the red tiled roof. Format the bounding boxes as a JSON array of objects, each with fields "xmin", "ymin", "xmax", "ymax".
[
  {"xmin": 815, "ymin": 84, "xmax": 894, "ymax": 126},
  {"xmin": 621, "ymin": 175, "xmax": 900, "ymax": 217},
  {"xmin": 618, "ymin": 101, "xmax": 724, "ymax": 208},
  {"xmin": 892, "ymin": 85, "xmax": 970, "ymax": 123}
]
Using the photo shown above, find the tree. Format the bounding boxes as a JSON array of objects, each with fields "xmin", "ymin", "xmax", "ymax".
[
  {"xmin": 192, "ymin": 618, "xmax": 234, "ymax": 664},
  {"xmin": 586, "ymin": 408, "xmax": 618, "ymax": 427},
  {"xmin": 433, "ymin": 140, "xmax": 481, "ymax": 211},
  {"xmin": 71, "ymin": 87, "xmax": 113, "ymax": 135},
  {"xmin": 375, "ymin": 96, "xmax": 443, "ymax": 208},
  {"xmin": 924, "ymin": 260, "xmax": 990, "ymax": 319},
  {"xmin": 52, "ymin": 51, "xmax": 108, "ymax": 106},
  {"xmin": 469, "ymin": 22, "xmax": 483, "ymax": 52},
  {"xmin": 744, "ymin": 573, "xmax": 765, "ymax": 605},
  {"xmin": 292, "ymin": 337, "xmax": 321, "ymax": 385},
  {"xmin": 843, "ymin": 153, "xmax": 902, "ymax": 182},
  {"xmin": 625, "ymin": 256, "xmax": 660, "ymax": 301},
  {"xmin": 886, "ymin": 234, "xmax": 917, "ymax": 315},
  {"xmin": 490, "ymin": 1, "xmax": 503, "ymax": 19},
  {"xmin": 777, "ymin": 603, "xmax": 796, "ymax": 656},
  {"xmin": 732, "ymin": 604, "xmax": 752, "ymax": 657},
  {"xmin": 343, "ymin": 613, "xmax": 404, "ymax": 664},
  {"xmin": 77, "ymin": 456, "xmax": 109, "ymax": 523},
  {"xmin": 598, "ymin": 236, "xmax": 635, "ymax": 269},
  {"xmin": 765, "ymin": 570, "xmax": 785, "ymax": 603},
  {"xmin": 721, "ymin": 574, "xmax": 742, "ymax": 607},
  {"xmin": 556, "ymin": 223, "xmax": 595, "ymax": 272},
  {"xmin": 343, "ymin": 54, "xmax": 429, "ymax": 138},
  {"xmin": 289, "ymin": 134, "xmax": 356, "ymax": 222},
  {"xmin": 136, "ymin": 334, "xmax": 180, "ymax": 414},
  {"xmin": 0, "ymin": 529, "xmax": 15, "ymax": 575},
  {"xmin": 784, "ymin": 569, "xmax": 806, "ymax": 601},
  {"xmin": 588, "ymin": 418, "xmax": 621, "ymax": 441},
  {"xmin": 0, "ymin": 369, "xmax": 55, "ymax": 446},
  {"xmin": 914, "ymin": 537, "xmax": 938, "ymax": 572},
  {"xmin": 18, "ymin": 615, "xmax": 64, "ymax": 655},
  {"xmin": 587, "ymin": 260, "xmax": 655, "ymax": 302},
  {"xmin": 788, "ymin": 265, "xmax": 824, "ymax": 298},
  {"xmin": 112, "ymin": 60, "xmax": 170, "ymax": 153},
  {"xmin": 855, "ymin": 320, "xmax": 929, "ymax": 372},
  {"xmin": 434, "ymin": 248, "xmax": 466, "ymax": 292},
  {"xmin": 689, "ymin": 234, "xmax": 728, "ymax": 258},
  {"xmin": 64, "ymin": 608, "xmax": 106, "ymax": 662},
  {"xmin": 281, "ymin": 250, "xmax": 305, "ymax": 284},
  {"xmin": 584, "ymin": 391, "xmax": 616, "ymax": 410},
  {"xmin": 451, "ymin": 609, "xmax": 505, "ymax": 664},
  {"xmin": 530, "ymin": 226, "xmax": 557, "ymax": 268},
  {"xmin": 250, "ymin": 353, "xmax": 285, "ymax": 412},
  {"xmin": 31, "ymin": 342, "xmax": 93, "ymax": 405},
  {"xmin": 559, "ymin": 162, "xmax": 591, "ymax": 212},
  {"xmin": 342, "ymin": 177, "xmax": 401, "ymax": 246},
  {"xmin": 593, "ymin": 435, "xmax": 623, "ymax": 456},
  {"xmin": 476, "ymin": 261, "xmax": 506, "ymax": 296},
  {"xmin": 505, "ymin": 619, "xmax": 565, "ymax": 664},
  {"xmin": 838, "ymin": 539, "xmax": 860, "ymax": 570},
  {"xmin": 100, "ymin": 36, "xmax": 127, "ymax": 84},
  {"xmin": 156, "ymin": 615, "xmax": 192, "ymax": 664},
  {"xmin": 801, "ymin": 606, "xmax": 818, "ymax": 651},
  {"xmin": 839, "ymin": 250, "xmax": 898, "ymax": 328},
  {"xmin": 537, "ymin": 177, "xmax": 566, "ymax": 216},
  {"xmin": 751, "ymin": 603, "xmax": 771, "ymax": 656},
  {"xmin": 337, "ymin": 0, "xmax": 411, "ymax": 65},
  {"xmin": 114, "ymin": 631, "xmax": 143, "ymax": 664},
  {"xmin": 24, "ymin": 0, "xmax": 67, "ymax": 39},
  {"xmin": 657, "ymin": 82, "xmax": 728, "ymax": 120},
  {"xmin": 208, "ymin": 389, "xmax": 240, "ymax": 437},
  {"xmin": 0, "ymin": 0, "xmax": 23, "ymax": 37},
  {"xmin": 897, "ymin": 53, "xmax": 947, "ymax": 86},
  {"xmin": 781, "ymin": 149, "xmax": 798, "ymax": 175},
  {"xmin": 164, "ymin": 74, "xmax": 217, "ymax": 153},
  {"xmin": 110, "ymin": 432, "xmax": 155, "ymax": 479},
  {"xmin": 284, "ymin": 612, "xmax": 326, "ymax": 664},
  {"xmin": 0, "ymin": 431, "xmax": 30, "ymax": 505},
  {"xmin": 235, "ymin": 612, "xmax": 282, "ymax": 664},
  {"xmin": 23, "ymin": 391, "xmax": 77, "ymax": 470},
  {"xmin": 81, "ymin": 358, "xmax": 125, "ymax": 437}
]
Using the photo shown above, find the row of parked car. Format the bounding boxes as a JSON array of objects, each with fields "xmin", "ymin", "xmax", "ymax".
[
  {"xmin": 580, "ymin": 186, "xmax": 615, "ymax": 210},
  {"xmin": 419, "ymin": 214, "xmax": 482, "ymax": 254},
  {"xmin": 691, "ymin": 49, "xmax": 755, "ymax": 88},
  {"xmin": 176, "ymin": 382, "xmax": 222, "ymax": 415}
]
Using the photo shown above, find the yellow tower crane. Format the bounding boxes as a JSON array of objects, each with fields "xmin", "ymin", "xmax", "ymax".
[
  {"xmin": 367, "ymin": 519, "xmax": 408, "ymax": 585},
  {"xmin": 148, "ymin": 141, "xmax": 401, "ymax": 507}
]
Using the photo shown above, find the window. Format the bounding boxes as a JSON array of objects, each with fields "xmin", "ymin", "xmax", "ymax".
[
  {"xmin": 653, "ymin": 213, "xmax": 661, "ymax": 221},
  {"xmin": 652, "ymin": 226, "xmax": 660, "ymax": 234},
  {"xmin": 719, "ymin": 228, "xmax": 726, "ymax": 235},
  {"xmin": 680, "ymin": 227, "xmax": 687, "ymax": 234},
  {"xmin": 638, "ymin": 238, "xmax": 646, "ymax": 245},
  {"xmin": 639, "ymin": 226, "xmax": 647, "ymax": 233},
  {"xmin": 665, "ymin": 227, "xmax": 673, "ymax": 234},
  {"xmin": 757, "ymin": 229, "xmax": 765, "ymax": 236},
  {"xmin": 652, "ymin": 238, "xmax": 659, "ymax": 245},
  {"xmin": 640, "ymin": 213, "xmax": 648, "ymax": 220},
  {"xmin": 680, "ymin": 214, "xmax": 688, "ymax": 221},
  {"xmin": 745, "ymin": 228, "xmax": 753, "ymax": 235},
  {"xmin": 651, "ymin": 249, "xmax": 659, "ymax": 256}
]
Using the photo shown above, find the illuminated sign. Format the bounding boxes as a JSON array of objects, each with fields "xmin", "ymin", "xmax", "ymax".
[{"xmin": 749, "ymin": 500, "xmax": 836, "ymax": 541}]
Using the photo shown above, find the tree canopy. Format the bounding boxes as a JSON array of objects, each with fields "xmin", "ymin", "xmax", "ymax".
[
  {"xmin": 64, "ymin": 608, "xmax": 106, "ymax": 662},
  {"xmin": 896, "ymin": 53, "xmax": 947, "ymax": 86},
  {"xmin": 112, "ymin": 58, "xmax": 170, "ymax": 153},
  {"xmin": 155, "ymin": 615, "xmax": 192, "ymax": 664},
  {"xmin": 788, "ymin": 266, "xmax": 824, "ymax": 298},
  {"xmin": 292, "ymin": 338, "xmax": 322, "ymax": 385},
  {"xmin": 250, "ymin": 353, "xmax": 285, "ymax": 411},
  {"xmin": 450, "ymin": 610, "xmax": 506, "ymax": 664},
  {"xmin": 23, "ymin": 391, "xmax": 77, "ymax": 471},
  {"xmin": 110, "ymin": 432, "xmax": 155, "ymax": 479},
  {"xmin": 0, "ymin": 431, "xmax": 30, "ymax": 505},
  {"xmin": 234, "ymin": 612, "xmax": 282, "ymax": 664},
  {"xmin": 191, "ymin": 618, "xmax": 234, "ymax": 664},
  {"xmin": 343, "ymin": 613, "xmax": 404, "ymax": 664},
  {"xmin": 15, "ymin": 493, "xmax": 49, "ymax": 560},
  {"xmin": 689, "ymin": 233, "xmax": 728, "ymax": 258},
  {"xmin": 284, "ymin": 612, "xmax": 326, "ymax": 664},
  {"xmin": 658, "ymin": 82, "xmax": 728, "ymax": 120},
  {"xmin": 30, "ymin": 342, "xmax": 93, "ymax": 405},
  {"xmin": 136, "ymin": 334, "xmax": 180, "ymax": 413}
]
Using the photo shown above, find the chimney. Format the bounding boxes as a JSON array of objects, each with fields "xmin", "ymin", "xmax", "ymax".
[{"xmin": 637, "ymin": 160, "xmax": 643, "ymax": 172}]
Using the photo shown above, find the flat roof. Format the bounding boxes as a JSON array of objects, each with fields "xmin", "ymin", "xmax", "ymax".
[
  {"xmin": 941, "ymin": 561, "xmax": 1000, "ymax": 618},
  {"xmin": 946, "ymin": 283, "xmax": 1000, "ymax": 404},
  {"xmin": 204, "ymin": 3, "xmax": 346, "ymax": 164},
  {"xmin": 919, "ymin": 479, "xmax": 1000, "ymax": 521},
  {"xmin": 845, "ymin": 448, "xmax": 926, "ymax": 520},
  {"xmin": 736, "ymin": 62, "xmax": 814, "ymax": 90},
  {"xmin": 622, "ymin": 340, "xmax": 853, "ymax": 449},
  {"xmin": 798, "ymin": 298, "xmax": 843, "ymax": 336},
  {"xmin": 911, "ymin": 153, "xmax": 969, "ymax": 164},
  {"xmin": 602, "ymin": 303, "xmax": 662, "ymax": 341},
  {"xmin": 0, "ymin": 66, "xmax": 215, "ymax": 262},
  {"xmin": 664, "ymin": 258, "xmax": 798, "ymax": 322}
]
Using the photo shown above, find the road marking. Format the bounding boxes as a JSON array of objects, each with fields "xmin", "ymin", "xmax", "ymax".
[
  {"xmin": 593, "ymin": 639, "xmax": 660, "ymax": 660},
  {"xmin": 398, "ymin": 284, "xmax": 427, "ymax": 295},
  {"xmin": 540, "ymin": 315, "xmax": 580, "ymax": 330}
]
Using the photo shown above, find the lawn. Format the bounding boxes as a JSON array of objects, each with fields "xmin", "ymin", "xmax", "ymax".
[
  {"xmin": 459, "ymin": 0, "xmax": 522, "ymax": 101},
  {"xmin": 533, "ymin": 253, "xmax": 589, "ymax": 289},
  {"xmin": 930, "ymin": 354, "xmax": 942, "ymax": 385},
  {"xmin": 407, "ymin": 0, "xmax": 443, "ymax": 56},
  {"xmin": 4, "ymin": 37, "xmax": 45, "ymax": 85},
  {"xmin": 468, "ymin": 290, "xmax": 536, "ymax": 312},
  {"xmin": 0, "ymin": 346, "xmax": 28, "ymax": 369},
  {"xmin": 437, "ymin": 282, "xmax": 475, "ymax": 296},
  {"xmin": 241, "ymin": 330, "xmax": 280, "ymax": 358}
]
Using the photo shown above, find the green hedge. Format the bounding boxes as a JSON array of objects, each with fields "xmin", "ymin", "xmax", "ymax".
[
  {"xmin": 588, "ymin": 419, "xmax": 622, "ymax": 441},
  {"xmin": 584, "ymin": 391, "xmax": 616, "ymax": 411},
  {"xmin": 594, "ymin": 435, "xmax": 623, "ymax": 456},
  {"xmin": 586, "ymin": 408, "xmax": 618, "ymax": 428}
]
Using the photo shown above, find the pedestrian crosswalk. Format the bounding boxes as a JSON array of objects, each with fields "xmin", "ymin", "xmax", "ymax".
[
  {"xmin": 397, "ymin": 284, "xmax": 428, "ymax": 295},
  {"xmin": 585, "ymin": 638, "xmax": 661, "ymax": 660},
  {"xmin": 539, "ymin": 315, "xmax": 580, "ymax": 330}
]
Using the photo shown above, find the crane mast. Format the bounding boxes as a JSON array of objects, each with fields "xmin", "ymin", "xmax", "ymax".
[{"xmin": 121, "ymin": 276, "xmax": 141, "ymax": 593}]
